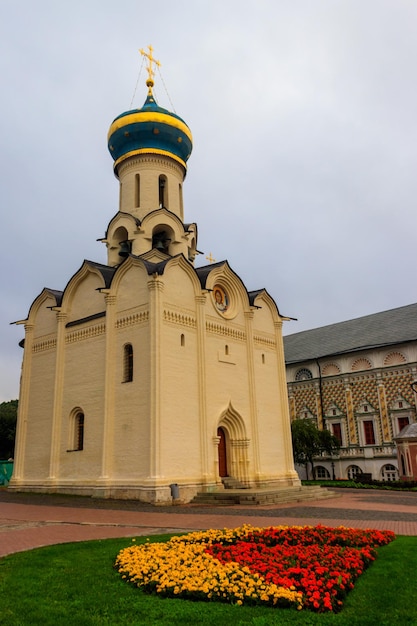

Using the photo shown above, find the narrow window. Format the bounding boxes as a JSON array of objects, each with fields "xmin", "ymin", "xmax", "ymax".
[
  {"xmin": 261, "ymin": 353, "xmax": 265, "ymax": 364},
  {"xmin": 180, "ymin": 333, "xmax": 185, "ymax": 347},
  {"xmin": 123, "ymin": 344, "xmax": 133, "ymax": 382},
  {"xmin": 398, "ymin": 416, "xmax": 409, "ymax": 432},
  {"xmin": 135, "ymin": 174, "xmax": 140, "ymax": 208},
  {"xmin": 332, "ymin": 423, "xmax": 342, "ymax": 445},
  {"xmin": 159, "ymin": 175, "xmax": 167, "ymax": 207},
  {"xmin": 75, "ymin": 413, "xmax": 84, "ymax": 451},
  {"xmin": 179, "ymin": 183, "xmax": 183, "ymax": 215},
  {"xmin": 225, "ymin": 345, "xmax": 229, "ymax": 356},
  {"xmin": 363, "ymin": 420, "xmax": 375, "ymax": 445},
  {"xmin": 401, "ymin": 453, "xmax": 407, "ymax": 475}
]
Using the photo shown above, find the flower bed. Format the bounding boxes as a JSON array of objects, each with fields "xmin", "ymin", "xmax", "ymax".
[{"xmin": 115, "ymin": 524, "xmax": 395, "ymax": 612}]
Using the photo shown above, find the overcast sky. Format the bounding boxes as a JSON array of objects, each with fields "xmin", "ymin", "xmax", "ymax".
[{"xmin": 1, "ymin": 0, "xmax": 417, "ymax": 402}]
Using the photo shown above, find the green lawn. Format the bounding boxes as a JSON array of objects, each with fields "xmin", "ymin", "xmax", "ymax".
[{"xmin": 0, "ymin": 534, "xmax": 415, "ymax": 625}]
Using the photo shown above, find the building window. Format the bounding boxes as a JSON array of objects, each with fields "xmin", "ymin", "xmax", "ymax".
[
  {"xmin": 295, "ymin": 368, "xmax": 313, "ymax": 381},
  {"xmin": 180, "ymin": 333, "xmax": 185, "ymax": 347},
  {"xmin": 315, "ymin": 466, "xmax": 330, "ymax": 479},
  {"xmin": 262, "ymin": 353, "xmax": 265, "ymax": 364},
  {"xmin": 159, "ymin": 175, "xmax": 167, "ymax": 207},
  {"xmin": 75, "ymin": 413, "xmax": 84, "ymax": 451},
  {"xmin": 135, "ymin": 173, "xmax": 140, "ymax": 207},
  {"xmin": 363, "ymin": 420, "xmax": 375, "ymax": 445},
  {"xmin": 381, "ymin": 464, "xmax": 398, "ymax": 482},
  {"xmin": 123, "ymin": 344, "xmax": 133, "ymax": 382},
  {"xmin": 347, "ymin": 465, "xmax": 362, "ymax": 480},
  {"xmin": 225, "ymin": 345, "xmax": 229, "ymax": 356},
  {"xmin": 398, "ymin": 416, "xmax": 409, "ymax": 433},
  {"xmin": 332, "ymin": 423, "xmax": 342, "ymax": 445},
  {"xmin": 179, "ymin": 182, "xmax": 183, "ymax": 214}
]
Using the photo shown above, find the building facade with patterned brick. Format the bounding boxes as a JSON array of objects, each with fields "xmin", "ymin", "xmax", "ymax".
[{"xmin": 284, "ymin": 304, "xmax": 417, "ymax": 481}]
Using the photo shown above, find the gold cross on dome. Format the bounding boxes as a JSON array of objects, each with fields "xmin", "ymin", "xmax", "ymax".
[
  {"xmin": 139, "ymin": 45, "xmax": 161, "ymax": 94},
  {"xmin": 206, "ymin": 252, "xmax": 216, "ymax": 264}
]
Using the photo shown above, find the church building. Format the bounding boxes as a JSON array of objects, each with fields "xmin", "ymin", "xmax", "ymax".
[{"xmin": 10, "ymin": 49, "xmax": 300, "ymax": 504}]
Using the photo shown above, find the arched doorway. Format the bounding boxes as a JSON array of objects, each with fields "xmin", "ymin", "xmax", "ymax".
[{"xmin": 217, "ymin": 427, "xmax": 228, "ymax": 477}]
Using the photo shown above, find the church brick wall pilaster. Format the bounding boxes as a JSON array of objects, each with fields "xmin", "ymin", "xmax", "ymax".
[
  {"xmin": 244, "ymin": 310, "xmax": 261, "ymax": 479},
  {"xmin": 196, "ymin": 293, "xmax": 210, "ymax": 481},
  {"xmin": 100, "ymin": 293, "xmax": 117, "ymax": 481},
  {"xmin": 10, "ymin": 323, "xmax": 35, "ymax": 481},
  {"xmin": 148, "ymin": 277, "xmax": 164, "ymax": 478},
  {"xmin": 274, "ymin": 320, "xmax": 298, "ymax": 475},
  {"xmin": 48, "ymin": 310, "xmax": 67, "ymax": 481}
]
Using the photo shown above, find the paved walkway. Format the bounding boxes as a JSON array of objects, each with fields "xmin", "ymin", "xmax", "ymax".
[{"xmin": 1, "ymin": 488, "xmax": 417, "ymax": 557}]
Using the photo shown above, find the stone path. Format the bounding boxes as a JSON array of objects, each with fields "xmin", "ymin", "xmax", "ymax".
[{"xmin": 1, "ymin": 487, "xmax": 416, "ymax": 557}]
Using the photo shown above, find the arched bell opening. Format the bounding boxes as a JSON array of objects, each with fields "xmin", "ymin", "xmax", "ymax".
[
  {"xmin": 108, "ymin": 226, "xmax": 131, "ymax": 266},
  {"xmin": 151, "ymin": 224, "xmax": 175, "ymax": 255}
]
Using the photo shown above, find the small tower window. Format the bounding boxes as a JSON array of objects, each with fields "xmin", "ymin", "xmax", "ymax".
[
  {"xmin": 179, "ymin": 183, "xmax": 183, "ymax": 215},
  {"xmin": 225, "ymin": 345, "xmax": 229, "ymax": 356},
  {"xmin": 159, "ymin": 175, "xmax": 167, "ymax": 207},
  {"xmin": 123, "ymin": 344, "xmax": 134, "ymax": 382},
  {"xmin": 135, "ymin": 174, "xmax": 140, "ymax": 208},
  {"xmin": 262, "ymin": 353, "xmax": 265, "ymax": 364},
  {"xmin": 181, "ymin": 333, "xmax": 185, "ymax": 347}
]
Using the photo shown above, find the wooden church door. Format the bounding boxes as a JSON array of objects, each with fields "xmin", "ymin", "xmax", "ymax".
[{"xmin": 217, "ymin": 427, "xmax": 228, "ymax": 477}]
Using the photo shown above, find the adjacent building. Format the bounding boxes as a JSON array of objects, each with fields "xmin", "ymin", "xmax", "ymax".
[{"xmin": 284, "ymin": 304, "xmax": 417, "ymax": 481}]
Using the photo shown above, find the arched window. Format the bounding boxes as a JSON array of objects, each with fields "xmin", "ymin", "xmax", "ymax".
[
  {"xmin": 123, "ymin": 344, "xmax": 133, "ymax": 382},
  {"xmin": 347, "ymin": 465, "xmax": 362, "ymax": 480},
  {"xmin": 295, "ymin": 368, "xmax": 313, "ymax": 381},
  {"xmin": 75, "ymin": 412, "xmax": 84, "ymax": 451},
  {"xmin": 315, "ymin": 466, "xmax": 330, "ymax": 479},
  {"xmin": 180, "ymin": 333, "xmax": 185, "ymax": 347},
  {"xmin": 380, "ymin": 464, "xmax": 398, "ymax": 482}
]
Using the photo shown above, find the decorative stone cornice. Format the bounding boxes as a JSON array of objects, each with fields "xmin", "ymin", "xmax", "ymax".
[
  {"xmin": 118, "ymin": 153, "xmax": 183, "ymax": 177},
  {"xmin": 66, "ymin": 323, "xmax": 106, "ymax": 344},
  {"xmin": 116, "ymin": 311, "xmax": 149, "ymax": 329},
  {"xmin": 163, "ymin": 309, "xmax": 196, "ymax": 328},
  {"xmin": 32, "ymin": 338, "xmax": 57, "ymax": 353},
  {"xmin": 206, "ymin": 321, "xmax": 246, "ymax": 341},
  {"xmin": 148, "ymin": 277, "xmax": 165, "ymax": 292},
  {"xmin": 253, "ymin": 334, "xmax": 276, "ymax": 348}
]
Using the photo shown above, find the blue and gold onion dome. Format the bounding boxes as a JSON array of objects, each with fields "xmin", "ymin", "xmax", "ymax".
[{"xmin": 108, "ymin": 93, "xmax": 193, "ymax": 176}]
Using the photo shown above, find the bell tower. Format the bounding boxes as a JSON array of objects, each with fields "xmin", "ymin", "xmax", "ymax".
[{"xmin": 104, "ymin": 46, "xmax": 197, "ymax": 266}]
